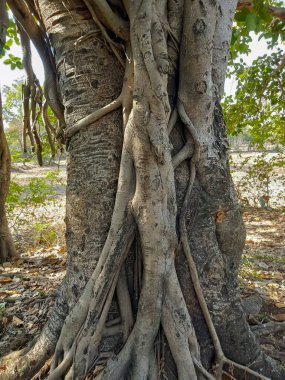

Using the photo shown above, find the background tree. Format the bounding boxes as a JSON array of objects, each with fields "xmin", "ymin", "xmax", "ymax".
[
  {"xmin": 225, "ymin": 0, "xmax": 285, "ymax": 148},
  {"xmin": 1, "ymin": 1, "xmax": 285, "ymax": 380},
  {"xmin": 0, "ymin": 0, "xmax": 18, "ymax": 263},
  {"xmin": 1, "ymin": 6, "xmax": 62, "ymax": 166}
]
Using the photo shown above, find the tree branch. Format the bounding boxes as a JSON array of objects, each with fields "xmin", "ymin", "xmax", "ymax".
[
  {"xmin": 237, "ymin": 0, "xmax": 285, "ymax": 21},
  {"xmin": 0, "ymin": 0, "xmax": 9, "ymax": 53},
  {"xmin": 8, "ymin": 0, "xmax": 65, "ymax": 125}
]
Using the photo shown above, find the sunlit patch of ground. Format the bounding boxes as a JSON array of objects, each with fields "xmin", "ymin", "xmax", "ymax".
[{"xmin": 239, "ymin": 207, "xmax": 285, "ymax": 365}]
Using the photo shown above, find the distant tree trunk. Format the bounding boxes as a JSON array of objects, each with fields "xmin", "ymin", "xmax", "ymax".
[
  {"xmin": 0, "ymin": 91, "xmax": 18, "ymax": 263},
  {"xmin": 1, "ymin": 1, "xmax": 285, "ymax": 379},
  {"xmin": 0, "ymin": 0, "xmax": 17, "ymax": 263}
]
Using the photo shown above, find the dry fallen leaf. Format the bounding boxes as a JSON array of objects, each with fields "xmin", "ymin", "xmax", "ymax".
[
  {"xmin": 272, "ymin": 272, "xmax": 284, "ymax": 280},
  {"xmin": 267, "ymin": 283, "xmax": 280, "ymax": 289},
  {"xmin": 1, "ymin": 317, "xmax": 9, "ymax": 327},
  {"xmin": 275, "ymin": 302, "xmax": 285, "ymax": 309},
  {"xmin": 216, "ymin": 208, "xmax": 225, "ymax": 224},
  {"xmin": 271, "ymin": 314, "xmax": 285, "ymax": 322},
  {"xmin": 12, "ymin": 316, "xmax": 24, "ymax": 326},
  {"xmin": 0, "ymin": 277, "xmax": 13, "ymax": 284}
]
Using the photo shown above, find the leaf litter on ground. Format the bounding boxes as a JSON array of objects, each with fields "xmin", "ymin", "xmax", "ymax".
[{"xmin": 0, "ymin": 162, "xmax": 284, "ymax": 369}]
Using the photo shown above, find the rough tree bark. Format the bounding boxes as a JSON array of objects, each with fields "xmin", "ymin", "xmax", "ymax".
[
  {"xmin": 1, "ymin": 0, "xmax": 285, "ymax": 379},
  {"xmin": 0, "ymin": 0, "xmax": 18, "ymax": 263},
  {"xmin": 0, "ymin": 91, "xmax": 18, "ymax": 263}
]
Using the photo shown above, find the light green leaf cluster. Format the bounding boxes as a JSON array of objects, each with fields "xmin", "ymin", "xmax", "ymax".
[
  {"xmin": 6, "ymin": 170, "xmax": 61, "ymax": 214},
  {"xmin": 0, "ymin": 14, "xmax": 22, "ymax": 69},
  {"xmin": 225, "ymin": 1, "xmax": 285, "ymax": 148},
  {"xmin": 230, "ymin": 1, "xmax": 285, "ymax": 63},
  {"xmin": 224, "ymin": 49, "xmax": 285, "ymax": 148}
]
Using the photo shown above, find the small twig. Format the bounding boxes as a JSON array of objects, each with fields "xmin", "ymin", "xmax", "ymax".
[
  {"xmin": 103, "ymin": 324, "xmax": 123, "ymax": 337},
  {"xmin": 105, "ymin": 317, "xmax": 121, "ymax": 327}
]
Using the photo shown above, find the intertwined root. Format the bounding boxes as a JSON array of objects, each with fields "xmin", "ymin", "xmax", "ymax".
[{"xmin": 44, "ymin": 0, "xmax": 271, "ymax": 378}]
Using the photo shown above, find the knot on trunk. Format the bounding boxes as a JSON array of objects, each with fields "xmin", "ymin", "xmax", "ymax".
[{"xmin": 193, "ymin": 18, "xmax": 206, "ymax": 34}]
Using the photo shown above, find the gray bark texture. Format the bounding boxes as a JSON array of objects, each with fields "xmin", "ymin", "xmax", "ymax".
[{"xmin": 1, "ymin": 0, "xmax": 285, "ymax": 379}]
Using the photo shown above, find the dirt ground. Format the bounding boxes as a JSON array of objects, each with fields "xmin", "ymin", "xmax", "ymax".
[{"xmin": 0, "ymin": 161, "xmax": 284, "ymax": 371}]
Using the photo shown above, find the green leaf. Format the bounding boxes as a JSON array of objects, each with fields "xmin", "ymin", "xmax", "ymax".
[
  {"xmin": 235, "ymin": 8, "xmax": 250, "ymax": 22},
  {"xmin": 245, "ymin": 13, "xmax": 258, "ymax": 31},
  {"xmin": 5, "ymin": 39, "xmax": 12, "ymax": 48},
  {"xmin": 16, "ymin": 60, "xmax": 23, "ymax": 69}
]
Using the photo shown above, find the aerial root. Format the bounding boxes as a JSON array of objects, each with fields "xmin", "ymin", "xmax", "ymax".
[
  {"xmin": 172, "ymin": 139, "xmax": 194, "ymax": 169},
  {"xmin": 65, "ymin": 42, "xmax": 134, "ymax": 142},
  {"xmin": 83, "ymin": 0, "xmax": 125, "ymax": 66},
  {"xmin": 178, "ymin": 100, "xmax": 270, "ymax": 380},
  {"xmin": 73, "ymin": 257, "xmax": 124, "ymax": 378},
  {"xmin": 48, "ymin": 347, "xmax": 75, "ymax": 380},
  {"xmin": 121, "ymin": 43, "xmax": 134, "ymax": 129},
  {"xmin": 92, "ymin": 262, "xmax": 216, "ymax": 380},
  {"xmin": 64, "ymin": 96, "xmax": 122, "ymax": 141},
  {"xmin": 148, "ymin": 349, "xmax": 159, "ymax": 380},
  {"xmin": 47, "ymin": 215, "xmax": 135, "ymax": 379},
  {"xmin": 116, "ymin": 264, "xmax": 134, "ymax": 342},
  {"xmin": 167, "ymin": 107, "xmax": 178, "ymax": 135},
  {"xmin": 162, "ymin": 267, "xmax": 211, "ymax": 380},
  {"xmin": 88, "ymin": 0, "xmax": 129, "ymax": 41}
]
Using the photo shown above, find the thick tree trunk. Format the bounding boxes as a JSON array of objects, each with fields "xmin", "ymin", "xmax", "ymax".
[{"xmin": 1, "ymin": 0, "xmax": 285, "ymax": 379}]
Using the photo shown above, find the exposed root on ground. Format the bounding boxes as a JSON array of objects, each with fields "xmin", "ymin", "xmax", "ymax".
[{"xmin": 1, "ymin": 329, "xmax": 57, "ymax": 380}]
